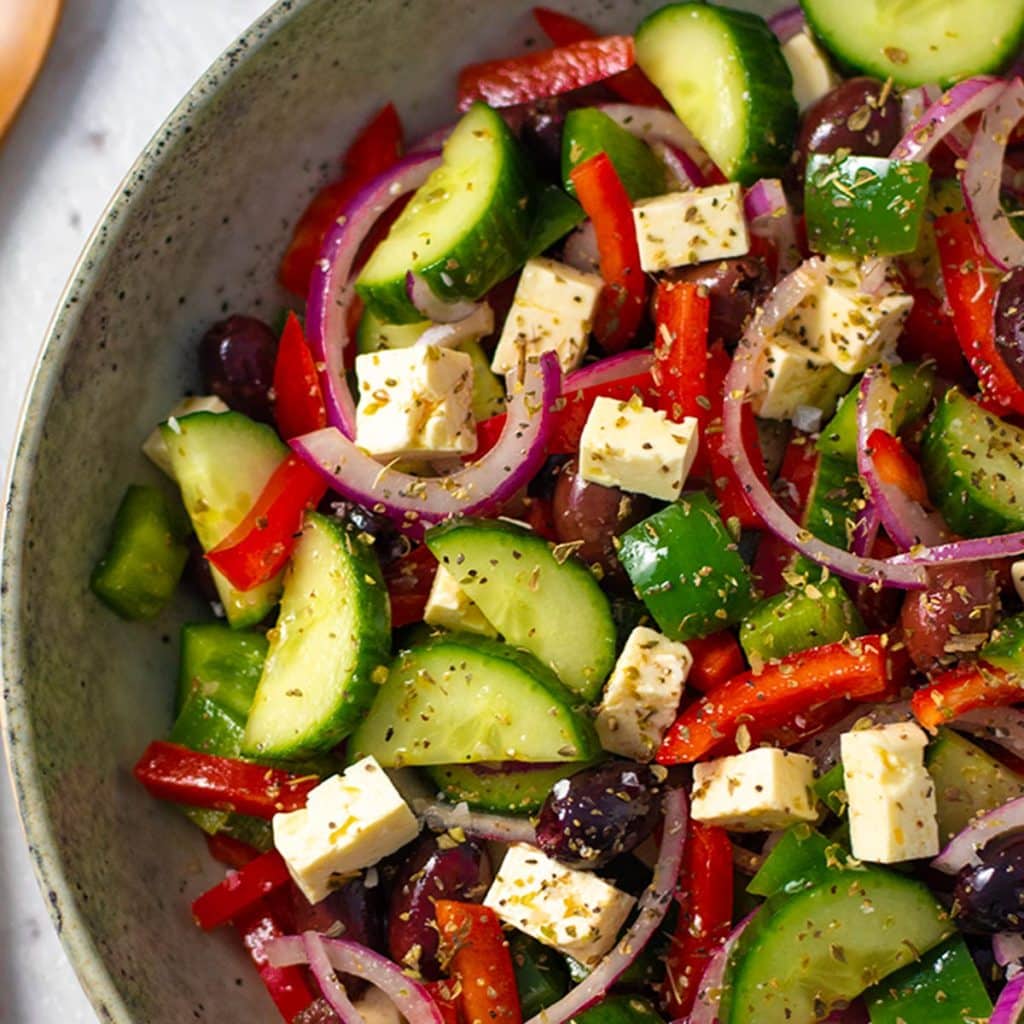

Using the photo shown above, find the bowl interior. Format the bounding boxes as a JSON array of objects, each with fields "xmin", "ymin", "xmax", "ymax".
[{"xmin": 2, "ymin": 0, "xmax": 781, "ymax": 1019}]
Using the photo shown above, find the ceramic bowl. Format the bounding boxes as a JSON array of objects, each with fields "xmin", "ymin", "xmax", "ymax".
[{"xmin": 1, "ymin": 0, "xmax": 780, "ymax": 1019}]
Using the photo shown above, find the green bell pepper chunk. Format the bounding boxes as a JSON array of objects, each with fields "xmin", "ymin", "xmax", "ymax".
[
  {"xmin": 747, "ymin": 824, "xmax": 850, "ymax": 898},
  {"xmin": 573, "ymin": 996, "xmax": 667, "ymax": 1024},
  {"xmin": 177, "ymin": 621, "xmax": 269, "ymax": 715},
  {"xmin": 527, "ymin": 183, "xmax": 586, "ymax": 258},
  {"xmin": 509, "ymin": 933, "xmax": 570, "ymax": 1018},
  {"xmin": 814, "ymin": 762, "xmax": 847, "ymax": 818}
]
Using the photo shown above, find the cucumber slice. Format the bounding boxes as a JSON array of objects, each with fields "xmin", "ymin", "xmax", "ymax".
[
  {"xmin": 423, "ymin": 761, "xmax": 589, "ymax": 814},
  {"xmin": 349, "ymin": 635, "xmax": 599, "ymax": 767},
  {"xmin": 177, "ymin": 622, "xmax": 268, "ymax": 715},
  {"xmin": 242, "ymin": 513, "xmax": 390, "ymax": 759},
  {"xmin": 356, "ymin": 102, "xmax": 534, "ymax": 324},
  {"xmin": 425, "ymin": 519, "xmax": 616, "ymax": 701},
  {"xmin": 161, "ymin": 411, "xmax": 287, "ymax": 628},
  {"xmin": 635, "ymin": 3, "xmax": 797, "ymax": 185},
  {"xmin": 800, "ymin": 0, "xmax": 1024, "ymax": 87}
]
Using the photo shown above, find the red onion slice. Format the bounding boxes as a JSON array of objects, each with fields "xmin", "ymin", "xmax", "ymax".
[
  {"xmin": 681, "ymin": 912, "xmax": 756, "ymax": 1024},
  {"xmin": 303, "ymin": 932, "xmax": 365, "ymax": 1023},
  {"xmin": 744, "ymin": 179, "xmax": 801, "ymax": 274},
  {"xmin": 416, "ymin": 799, "xmax": 539, "ymax": 845},
  {"xmin": 306, "ymin": 151, "xmax": 443, "ymax": 437},
  {"xmin": 563, "ymin": 348, "xmax": 654, "ymax": 392},
  {"xmin": 950, "ymin": 707, "xmax": 1024, "ymax": 760},
  {"xmin": 597, "ymin": 103, "xmax": 712, "ymax": 181},
  {"xmin": 900, "ymin": 84, "xmax": 943, "ymax": 136},
  {"xmin": 933, "ymin": 794, "xmax": 1024, "ymax": 874},
  {"xmin": 291, "ymin": 352, "xmax": 560, "ymax": 538},
  {"xmin": 994, "ymin": 931, "xmax": 1024, "ymax": 969},
  {"xmin": 406, "ymin": 271, "xmax": 482, "ymax": 323},
  {"xmin": 992, "ymin": 970, "xmax": 1024, "ymax": 1024},
  {"xmin": 650, "ymin": 140, "xmax": 702, "ymax": 190},
  {"xmin": 851, "ymin": 499, "xmax": 880, "ymax": 558},
  {"xmin": 882, "ymin": 531, "xmax": 1024, "ymax": 567},
  {"xmin": 415, "ymin": 303, "xmax": 494, "ymax": 349},
  {"xmin": 525, "ymin": 788, "xmax": 689, "ymax": 1024},
  {"xmin": 964, "ymin": 77, "xmax": 1024, "ymax": 270},
  {"xmin": 767, "ymin": 5, "xmax": 805, "ymax": 43}
]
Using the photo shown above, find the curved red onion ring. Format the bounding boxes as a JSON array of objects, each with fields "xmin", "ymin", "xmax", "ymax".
[
  {"xmin": 302, "ymin": 932, "xmax": 364, "ymax": 1023},
  {"xmin": 994, "ymin": 931, "xmax": 1024, "ymax": 970},
  {"xmin": 525, "ymin": 787, "xmax": 689, "ymax": 1024},
  {"xmin": 681, "ymin": 912, "xmax": 756, "ymax": 1024},
  {"xmin": 415, "ymin": 303, "xmax": 494, "ymax": 349},
  {"xmin": 650, "ymin": 140, "xmax": 702, "ymax": 190},
  {"xmin": 306, "ymin": 150, "xmax": 443, "ymax": 437},
  {"xmin": 410, "ymin": 123, "xmax": 454, "ymax": 153},
  {"xmin": 597, "ymin": 103, "xmax": 712, "ymax": 181},
  {"xmin": 964, "ymin": 77, "xmax": 1024, "ymax": 270},
  {"xmin": 563, "ymin": 348, "xmax": 654, "ymax": 392},
  {"xmin": 416, "ymin": 799, "xmax": 539, "ymax": 845},
  {"xmin": 767, "ymin": 5, "xmax": 805, "ymax": 43},
  {"xmin": 882, "ymin": 530, "xmax": 1024, "ymax": 567},
  {"xmin": 933, "ymin": 793, "xmax": 1024, "ymax": 874},
  {"xmin": 744, "ymin": 179, "xmax": 801, "ymax": 275},
  {"xmin": 950, "ymin": 707, "xmax": 1024, "ymax": 760},
  {"xmin": 900, "ymin": 85, "xmax": 943, "ymax": 135},
  {"xmin": 851, "ymin": 499, "xmax": 880, "ymax": 559},
  {"xmin": 406, "ymin": 270, "xmax": 482, "ymax": 323},
  {"xmin": 291, "ymin": 352, "xmax": 560, "ymax": 538},
  {"xmin": 992, "ymin": 970, "xmax": 1024, "ymax": 1024}
]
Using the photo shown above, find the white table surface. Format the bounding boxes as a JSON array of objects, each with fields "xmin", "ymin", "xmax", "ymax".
[{"xmin": 0, "ymin": 3, "xmax": 271, "ymax": 1020}]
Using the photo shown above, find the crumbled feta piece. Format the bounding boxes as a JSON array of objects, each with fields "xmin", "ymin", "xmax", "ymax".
[
  {"xmin": 355, "ymin": 345, "xmax": 475, "ymax": 459},
  {"xmin": 596, "ymin": 626, "xmax": 691, "ymax": 762},
  {"xmin": 142, "ymin": 396, "xmax": 230, "ymax": 476},
  {"xmin": 484, "ymin": 843, "xmax": 636, "ymax": 966},
  {"xmin": 423, "ymin": 565, "xmax": 497, "ymax": 638},
  {"xmin": 273, "ymin": 756, "xmax": 419, "ymax": 904},
  {"xmin": 632, "ymin": 184, "xmax": 750, "ymax": 272},
  {"xmin": 691, "ymin": 748, "xmax": 818, "ymax": 831},
  {"xmin": 841, "ymin": 722, "xmax": 939, "ymax": 864},
  {"xmin": 579, "ymin": 394, "xmax": 699, "ymax": 501},
  {"xmin": 782, "ymin": 31, "xmax": 840, "ymax": 111},
  {"xmin": 751, "ymin": 337, "xmax": 853, "ymax": 421},
  {"xmin": 491, "ymin": 257, "xmax": 603, "ymax": 375},
  {"xmin": 1012, "ymin": 560, "xmax": 1024, "ymax": 604}
]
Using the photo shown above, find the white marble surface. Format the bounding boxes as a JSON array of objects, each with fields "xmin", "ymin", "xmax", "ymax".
[{"xmin": 0, "ymin": 2, "xmax": 271, "ymax": 1020}]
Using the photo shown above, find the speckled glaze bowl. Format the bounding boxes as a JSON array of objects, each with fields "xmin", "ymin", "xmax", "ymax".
[{"xmin": 2, "ymin": 0, "xmax": 781, "ymax": 1019}]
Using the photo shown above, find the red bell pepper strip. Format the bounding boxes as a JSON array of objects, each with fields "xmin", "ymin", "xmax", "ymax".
[
  {"xmin": 457, "ymin": 36, "xmax": 635, "ymax": 111},
  {"xmin": 274, "ymin": 313, "xmax": 327, "ymax": 440},
  {"xmin": 912, "ymin": 661, "xmax": 1024, "ymax": 731},
  {"xmin": 206, "ymin": 833, "xmax": 262, "ymax": 871},
  {"xmin": 662, "ymin": 822, "xmax": 733, "ymax": 1019},
  {"xmin": 866, "ymin": 428, "xmax": 930, "ymax": 504},
  {"xmin": 192, "ymin": 849, "xmax": 294, "ymax": 931},
  {"xmin": 278, "ymin": 103, "xmax": 403, "ymax": 297},
  {"xmin": 685, "ymin": 631, "xmax": 747, "ymax": 695},
  {"xmin": 436, "ymin": 901, "xmax": 522, "ymax": 1024},
  {"xmin": 133, "ymin": 741, "xmax": 319, "ymax": 819},
  {"xmin": 657, "ymin": 635, "xmax": 904, "ymax": 764},
  {"xmin": 935, "ymin": 211, "xmax": 1024, "ymax": 415},
  {"xmin": 205, "ymin": 454, "xmax": 327, "ymax": 592},
  {"xmin": 570, "ymin": 151, "xmax": 647, "ymax": 352},
  {"xmin": 531, "ymin": 7, "xmax": 669, "ymax": 108},
  {"xmin": 424, "ymin": 981, "xmax": 461, "ymax": 1024},
  {"xmin": 384, "ymin": 544, "xmax": 438, "ymax": 629}
]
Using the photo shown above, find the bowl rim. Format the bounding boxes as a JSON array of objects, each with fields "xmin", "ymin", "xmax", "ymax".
[{"xmin": 0, "ymin": 1, "xmax": 307, "ymax": 1019}]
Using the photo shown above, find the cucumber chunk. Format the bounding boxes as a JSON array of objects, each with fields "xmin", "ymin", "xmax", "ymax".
[
  {"xmin": 635, "ymin": 3, "xmax": 797, "ymax": 185},
  {"xmin": 425, "ymin": 519, "xmax": 616, "ymax": 701},
  {"xmin": 800, "ymin": 0, "xmax": 1024, "ymax": 87},
  {"xmin": 177, "ymin": 622, "xmax": 268, "ymax": 716},
  {"xmin": 357, "ymin": 102, "xmax": 534, "ymax": 324},
  {"xmin": 527, "ymin": 184, "xmax": 585, "ymax": 259},
  {"xmin": 423, "ymin": 761, "xmax": 588, "ymax": 814},
  {"xmin": 349, "ymin": 635, "xmax": 599, "ymax": 767},
  {"xmin": 242, "ymin": 513, "xmax": 390, "ymax": 759}
]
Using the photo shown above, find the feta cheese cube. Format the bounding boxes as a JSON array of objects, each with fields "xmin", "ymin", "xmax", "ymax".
[
  {"xmin": 782, "ymin": 31, "xmax": 840, "ymax": 111},
  {"xmin": 355, "ymin": 345, "xmax": 475, "ymax": 459},
  {"xmin": 423, "ymin": 565, "xmax": 497, "ymax": 638},
  {"xmin": 491, "ymin": 258, "xmax": 603, "ymax": 375},
  {"xmin": 142, "ymin": 396, "xmax": 229, "ymax": 476},
  {"xmin": 632, "ymin": 184, "xmax": 750, "ymax": 272},
  {"xmin": 484, "ymin": 843, "xmax": 636, "ymax": 966},
  {"xmin": 596, "ymin": 626, "xmax": 691, "ymax": 762},
  {"xmin": 691, "ymin": 748, "xmax": 818, "ymax": 831},
  {"xmin": 751, "ymin": 337, "xmax": 853, "ymax": 421},
  {"xmin": 841, "ymin": 722, "xmax": 939, "ymax": 864},
  {"xmin": 273, "ymin": 756, "xmax": 419, "ymax": 904},
  {"xmin": 579, "ymin": 394, "xmax": 699, "ymax": 501}
]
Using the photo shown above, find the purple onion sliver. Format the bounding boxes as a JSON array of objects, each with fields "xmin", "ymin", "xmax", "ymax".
[
  {"xmin": 596, "ymin": 102, "xmax": 713, "ymax": 178},
  {"xmin": 932, "ymin": 793, "xmax": 1024, "ymax": 875},
  {"xmin": 303, "ymin": 932, "xmax": 364, "ymax": 1023},
  {"xmin": 767, "ymin": 5, "xmax": 805, "ymax": 43},
  {"xmin": 882, "ymin": 530, "xmax": 1024, "ymax": 567},
  {"xmin": 995, "ymin": 931, "xmax": 1024, "ymax": 968},
  {"xmin": 851, "ymin": 500, "xmax": 880, "ymax": 559},
  {"xmin": 950, "ymin": 707, "xmax": 1024, "ymax": 760},
  {"xmin": 562, "ymin": 349, "xmax": 654, "ymax": 392},
  {"xmin": 991, "ymin": 970, "xmax": 1024, "ymax": 1024},
  {"xmin": 685, "ymin": 912, "xmax": 757, "ymax": 1024}
]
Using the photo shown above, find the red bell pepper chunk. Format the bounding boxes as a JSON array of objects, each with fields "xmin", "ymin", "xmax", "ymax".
[
  {"xmin": 424, "ymin": 980, "xmax": 461, "ymax": 1024},
  {"xmin": 205, "ymin": 454, "xmax": 328, "ymax": 592},
  {"xmin": 457, "ymin": 35, "xmax": 635, "ymax": 111},
  {"xmin": 935, "ymin": 211, "xmax": 1024, "ymax": 415},
  {"xmin": 570, "ymin": 152, "xmax": 647, "ymax": 352},
  {"xmin": 274, "ymin": 313, "xmax": 327, "ymax": 440},
  {"xmin": 657, "ymin": 635, "xmax": 904, "ymax": 764},
  {"xmin": 897, "ymin": 276, "xmax": 968, "ymax": 381},
  {"xmin": 192, "ymin": 849, "xmax": 294, "ymax": 931},
  {"xmin": 384, "ymin": 544, "xmax": 438, "ymax": 629},
  {"xmin": 684, "ymin": 631, "xmax": 747, "ymax": 695},
  {"xmin": 912, "ymin": 661, "xmax": 1024, "ymax": 731},
  {"xmin": 436, "ymin": 901, "xmax": 522, "ymax": 1024},
  {"xmin": 662, "ymin": 822, "xmax": 733, "ymax": 1019},
  {"xmin": 206, "ymin": 833, "xmax": 262, "ymax": 871},
  {"xmin": 134, "ymin": 741, "xmax": 319, "ymax": 819},
  {"xmin": 866, "ymin": 428, "xmax": 929, "ymax": 504}
]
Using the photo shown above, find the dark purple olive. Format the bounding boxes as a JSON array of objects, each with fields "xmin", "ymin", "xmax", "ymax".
[
  {"xmin": 322, "ymin": 499, "xmax": 411, "ymax": 566},
  {"xmin": 513, "ymin": 85, "xmax": 615, "ymax": 178},
  {"xmin": 665, "ymin": 256, "xmax": 773, "ymax": 344},
  {"xmin": 183, "ymin": 533, "xmax": 219, "ymax": 605},
  {"xmin": 535, "ymin": 761, "xmax": 664, "ymax": 869},
  {"xmin": 198, "ymin": 314, "xmax": 278, "ymax": 423},
  {"xmin": 388, "ymin": 835, "xmax": 489, "ymax": 979},
  {"xmin": 289, "ymin": 874, "xmax": 386, "ymax": 950},
  {"xmin": 995, "ymin": 268, "xmax": 1024, "ymax": 388},
  {"xmin": 552, "ymin": 458, "xmax": 652, "ymax": 586},
  {"xmin": 954, "ymin": 828, "xmax": 1024, "ymax": 932}
]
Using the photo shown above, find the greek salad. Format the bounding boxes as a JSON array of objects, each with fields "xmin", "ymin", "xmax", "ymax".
[{"xmin": 90, "ymin": 1, "xmax": 1024, "ymax": 1021}]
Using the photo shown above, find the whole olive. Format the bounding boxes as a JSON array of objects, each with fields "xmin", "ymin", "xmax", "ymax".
[
  {"xmin": 665, "ymin": 256, "xmax": 773, "ymax": 343},
  {"xmin": 289, "ymin": 874, "xmax": 386, "ymax": 950},
  {"xmin": 198, "ymin": 314, "xmax": 278, "ymax": 423},
  {"xmin": 323, "ymin": 499, "xmax": 410, "ymax": 566},
  {"xmin": 995, "ymin": 267, "xmax": 1024, "ymax": 388},
  {"xmin": 514, "ymin": 85, "xmax": 614, "ymax": 178},
  {"xmin": 954, "ymin": 828, "xmax": 1024, "ymax": 933},
  {"xmin": 183, "ymin": 533, "xmax": 219, "ymax": 605}
]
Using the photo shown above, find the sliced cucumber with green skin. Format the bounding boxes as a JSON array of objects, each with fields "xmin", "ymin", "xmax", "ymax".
[
  {"xmin": 425, "ymin": 519, "xmax": 616, "ymax": 701},
  {"xmin": 980, "ymin": 609, "xmax": 1024, "ymax": 673},
  {"xmin": 800, "ymin": 0, "xmax": 1024, "ymax": 87},
  {"xmin": 722, "ymin": 867, "xmax": 953, "ymax": 1024},
  {"xmin": 423, "ymin": 761, "xmax": 589, "ymax": 814},
  {"xmin": 635, "ymin": 3, "xmax": 797, "ymax": 185},
  {"xmin": 349, "ymin": 635, "xmax": 599, "ymax": 767},
  {"xmin": 242, "ymin": 513, "xmax": 391, "ymax": 759},
  {"xmin": 921, "ymin": 388, "xmax": 1024, "ymax": 537},
  {"xmin": 177, "ymin": 622, "xmax": 268, "ymax": 715},
  {"xmin": 527, "ymin": 184, "xmax": 585, "ymax": 259},
  {"xmin": 356, "ymin": 102, "xmax": 534, "ymax": 324},
  {"xmin": 161, "ymin": 411, "xmax": 287, "ymax": 628}
]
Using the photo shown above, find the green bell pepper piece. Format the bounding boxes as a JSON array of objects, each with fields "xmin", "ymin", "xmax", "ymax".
[
  {"xmin": 177, "ymin": 621, "xmax": 268, "ymax": 715},
  {"xmin": 527, "ymin": 183, "xmax": 586, "ymax": 258},
  {"xmin": 747, "ymin": 824, "xmax": 850, "ymax": 898},
  {"xmin": 573, "ymin": 995, "xmax": 666, "ymax": 1024},
  {"xmin": 509, "ymin": 933, "xmax": 570, "ymax": 1018}
]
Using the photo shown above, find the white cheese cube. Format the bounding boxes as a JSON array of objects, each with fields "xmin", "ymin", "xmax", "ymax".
[
  {"xmin": 596, "ymin": 626, "xmax": 691, "ymax": 762},
  {"xmin": 491, "ymin": 258, "xmax": 602, "ymax": 375},
  {"xmin": 632, "ymin": 184, "xmax": 750, "ymax": 272},
  {"xmin": 142, "ymin": 396, "xmax": 229, "ymax": 476},
  {"xmin": 751, "ymin": 337, "xmax": 853, "ymax": 421},
  {"xmin": 355, "ymin": 345, "xmax": 475, "ymax": 459},
  {"xmin": 1012, "ymin": 560, "xmax": 1024, "ymax": 604},
  {"xmin": 782, "ymin": 31, "xmax": 840, "ymax": 111},
  {"xmin": 841, "ymin": 722, "xmax": 939, "ymax": 864},
  {"xmin": 423, "ymin": 565, "xmax": 497, "ymax": 638},
  {"xmin": 579, "ymin": 394, "xmax": 699, "ymax": 502},
  {"xmin": 273, "ymin": 756, "xmax": 419, "ymax": 904},
  {"xmin": 691, "ymin": 748, "xmax": 818, "ymax": 831},
  {"xmin": 484, "ymin": 843, "xmax": 636, "ymax": 966}
]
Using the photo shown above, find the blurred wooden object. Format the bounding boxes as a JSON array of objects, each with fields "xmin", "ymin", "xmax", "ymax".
[{"xmin": 0, "ymin": 0, "xmax": 62, "ymax": 141}]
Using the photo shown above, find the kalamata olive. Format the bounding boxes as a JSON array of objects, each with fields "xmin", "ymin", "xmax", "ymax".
[
  {"xmin": 198, "ymin": 314, "xmax": 278, "ymax": 423},
  {"xmin": 535, "ymin": 761, "xmax": 664, "ymax": 869},
  {"xmin": 665, "ymin": 256, "xmax": 773, "ymax": 344},
  {"xmin": 552, "ymin": 458, "xmax": 652, "ymax": 585},
  {"xmin": 954, "ymin": 828, "xmax": 1024, "ymax": 932},
  {"xmin": 322, "ymin": 499, "xmax": 411, "ymax": 566},
  {"xmin": 388, "ymin": 835, "xmax": 489, "ymax": 979},
  {"xmin": 289, "ymin": 874, "xmax": 386, "ymax": 951},
  {"xmin": 183, "ymin": 533, "xmax": 219, "ymax": 605},
  {"xmin": 514, "ymin": 85, "xmax": 615, "ymax": 178},
  {"xmin": 995, "ymin": 268, "xmax": 1024, "ymax": 388}
]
